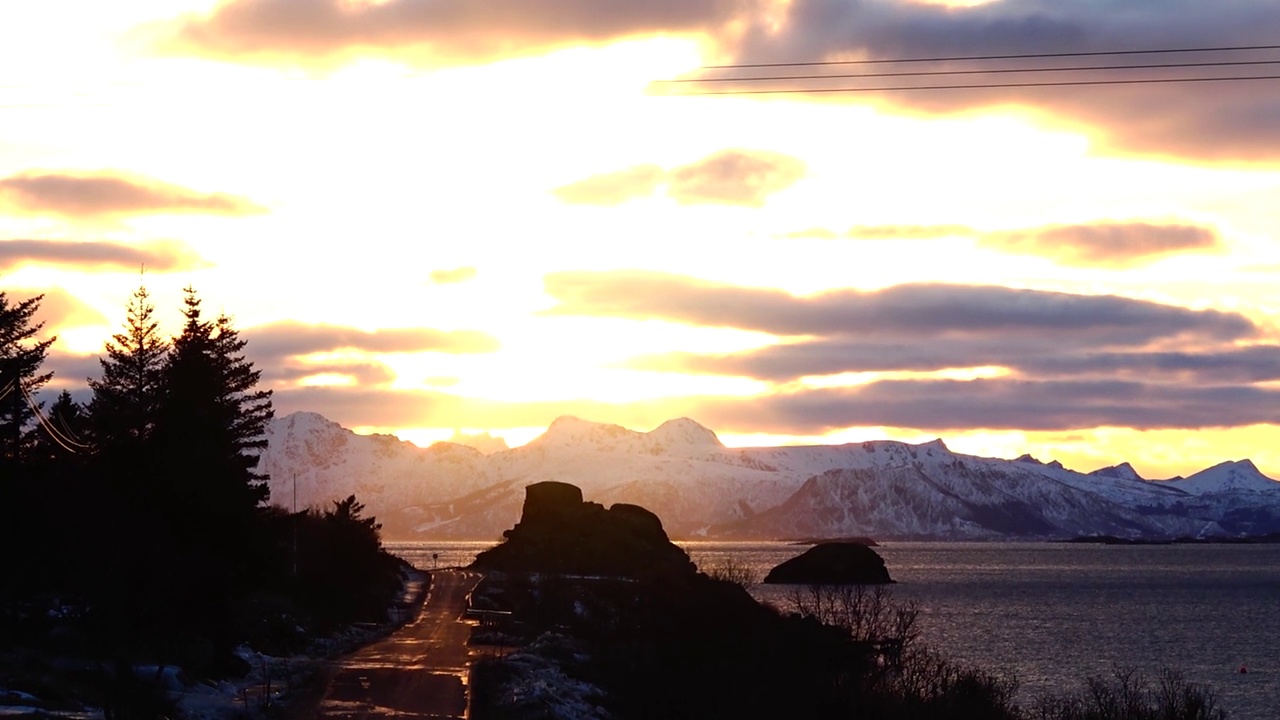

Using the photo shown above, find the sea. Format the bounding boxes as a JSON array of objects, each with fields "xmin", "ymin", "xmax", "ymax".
[{"xmin": 388, "ymin": 540, "xmax": 1280, "ymax": 719}]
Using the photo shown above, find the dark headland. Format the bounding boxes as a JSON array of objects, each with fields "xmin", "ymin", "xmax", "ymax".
[{"xmin": 463, "ymin": 481, "xmax": 1228, "ymax": 720}]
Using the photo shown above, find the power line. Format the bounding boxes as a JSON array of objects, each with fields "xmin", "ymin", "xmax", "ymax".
[
  {"xmin": 700, "ymin": 42, "xmax": 1280, "ymax": 70},
  {"xmin": 661, "ymin": 58, "xmax": 1280, "ymax": 85},
  {"xmin": 666, "ymin": 73, "xmax": 1280, "ymax": 96},
  {"xmin": 19, "ymin": 383, "xmax": 91, "ymax": 453}
]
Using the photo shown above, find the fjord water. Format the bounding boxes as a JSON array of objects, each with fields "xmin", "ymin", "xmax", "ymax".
[{"xmin": 390, "ymin": 540, "xmax": 1280, "ymax": 718}]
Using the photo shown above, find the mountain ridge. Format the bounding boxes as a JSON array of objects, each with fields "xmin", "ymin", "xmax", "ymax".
[{"xmin": 256, "ymin": 411, "xmax": 1280, "ymax": 541}]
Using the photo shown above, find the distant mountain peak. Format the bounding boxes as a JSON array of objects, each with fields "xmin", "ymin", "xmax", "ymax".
[
  {"xmin": 1090, "ymin": 462, "xmax": 1144, "ymax": 482},
  {"xmin": 532, "ymin": 415, "xmax": 639, "ymax": 447},
  {"xmin": 649, "ymin": 417, "xmax": 722, "ymax": 448},
  {"xmin": 1161, "ymin": 458, "xmax": 1278, "ymax": 496},
  {"xmin": 919, "ymin": 438, "xmax": 949, "ymax": 453}
]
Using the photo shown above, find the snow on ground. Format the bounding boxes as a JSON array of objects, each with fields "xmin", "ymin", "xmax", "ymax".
[{"xmin": 485, "ymin": 634, "xmax": 613, "ymax": 720}]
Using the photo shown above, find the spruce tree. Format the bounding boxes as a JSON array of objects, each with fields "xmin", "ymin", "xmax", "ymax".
[
  {"xmin": 88, "ymin": 284, "xmax": 168, "ymax": 453},
  {"xmin": 0, "ymin": 291, "xmax": 54, "ymax": 463},
  {"xmin": 150, "ymin": 287, "xmax": 274, "ymax": 670},
  {"xmin": 0, "ymin": 292, "xmax": 55, "ymax": 601},
  {"xmin": 156, "ymin": 287, "xmax": 273, "ymax": 519}
]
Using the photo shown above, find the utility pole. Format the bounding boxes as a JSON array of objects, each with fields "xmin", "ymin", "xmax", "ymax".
[{"xmin": 292, "ymin": 473, "xmax": 298, "ymax": 577}]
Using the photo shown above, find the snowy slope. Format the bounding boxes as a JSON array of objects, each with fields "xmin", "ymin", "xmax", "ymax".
[{"xmin": 257, "ymin": 412, "xmax": 1280, "ymax": 540}]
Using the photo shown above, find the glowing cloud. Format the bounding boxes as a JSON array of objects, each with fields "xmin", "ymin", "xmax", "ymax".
[
  {"xmin": 428, "ymin": 267, "xmax": 479, "ymax": 284},
  {"xmin": 556, "ymin": 150, "xmax": 806, "ymax": 207},
  {"xmin": 141, "ymin": 0, "xmax": 746, "ymax": 67},
  {"xmin": 553, "ymin": 165, "xmax": 665, "ymax": 206},
  {"xmin": 8, "ymin": 288, "xmax": 109, "ymax": 335},
  {"xmin": 0, "ymin": 171, "xmax": 264, "ymax": 218},
  {"xmin": 242, "ymin": 321, "xmax": 501, "ymax": 362},
  {"xmin": 982, "ymin": 222, "xmax": 1222, "ymax": 267},
  {"xmin": 667, "ymin": 149, "xmax": 806, "ymax": 207},
  {"xmin": 0, "ymin": 239, "xmax": 207, "ymax": 272}
]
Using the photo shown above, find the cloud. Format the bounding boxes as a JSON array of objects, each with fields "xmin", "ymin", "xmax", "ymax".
[
  {"xmin": 843, "ymin": 224, "xmax": 975, "ymax": 240},
  {"xmin": 267, "ymin": 362, "xmax": 398, "ymax": 386},
  {"xmin": 0, "ymin": 239, "xmax": 207, "ymax": 272},
  {"xmin": 667, "ymin": 149, "xmax": 806, "ymax": 206},
  {"xmin": 544, "ymin": 270, "xmax": 1255, "ymax": 341},
  {"xmin": 775, "ymin": 222, "xmax": 1220, "ymax": 266},
  {"xmin": 635, "ymin": 339, "xmax": 1280, "ymax": 386},
  {"xmin": 266, "ymin": 375, "xmax": 1280, "ymax": 435},
  {"xmin": 691, "ymin": 379, "xmax": 1280, "ymax": 433},
  {"xmin": 140, "ymin": 0, "xmax": 747, "ymax": 67},
  {"xmin": 982, "ymin": 222, "xmax": 1221, "ymax": 266},
  {"xmin": 1018, "ymin": 346, "xmax": 1280, "ymax": 384},
  {"xmin": 41, "ymin": 351, "xmax": 106, "ymax": 389},
  {"xmin": 428, "ymin": 267, "xmax": 478, "ymax": 284},
  {"xmin": 553, "ymin": 165, "xmax": 664, "ymax": 206},
  {"xmin": 0, "ymin": 172, "xmax": 264, "ymax": 218},
  {"xmin": 445, "ymin": 430, "xmax": 510, "ymax": 454},
  {"xmin": 725, "ymin": 0, "xmax": 1280, "ymax": 161},
  {"xmin": 8, "ymin": 289, "xmax": 109, "ymax": 335},
  {"xmin": 556, "ymin": 270, "xmax": 1280, "ymax": 431},
  {"xmin": 242, "ymin": 322, "xmax": 500, "ymax": 366},
  {"xmin": 555, "ymin": 150, "xmax": 805, "ymax": 207},
  {"xmin": 269, "ymin": 385, "xmax": 688, "ymax": 430},
  {"xmin": 777, "ymin": 226, "xmax": 843, "ymax": 239}
]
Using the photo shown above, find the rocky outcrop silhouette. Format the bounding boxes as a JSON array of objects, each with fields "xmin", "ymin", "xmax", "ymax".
[{"xmin": 470, "ymin": 481, "xmax": 695, "ymax": 579}]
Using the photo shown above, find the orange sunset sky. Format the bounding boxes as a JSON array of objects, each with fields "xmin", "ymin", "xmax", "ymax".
[{"xmin": 4, "ymin": 0, "xmax": 1280, "ymax": 479}]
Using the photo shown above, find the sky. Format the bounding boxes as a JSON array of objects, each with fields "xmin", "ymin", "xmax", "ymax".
[{"xmin": 4, "ymin": 0, "xmax": 1280, "ymax": 480}]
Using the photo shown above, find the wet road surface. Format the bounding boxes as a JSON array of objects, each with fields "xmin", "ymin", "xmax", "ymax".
[{"xmin": 315, "ymin": 569, "xmax": 482, "ymax": 719}]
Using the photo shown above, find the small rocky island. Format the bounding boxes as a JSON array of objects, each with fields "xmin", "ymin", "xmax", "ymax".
[{"xmin": 763, "ymin": 542, "xmax": 894, "ymax": 584}]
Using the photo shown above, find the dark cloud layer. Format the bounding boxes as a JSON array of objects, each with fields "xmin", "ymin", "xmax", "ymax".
[
  {"xmin": 727, "ymin": 0, "xmax": 1280, "ymax": 161},
  {"xmin": 635, "ymin": 338, "xmax": 1280, "ymax": 386},
  {"xmin": 555, "ymin": 150, "xmax": 805, "ymax": 207},
  {"xmin": 983, "ymin": 223, "xmax": 1221, "ymax": 266},
  {"xmin": 691, "ymin": 379, "xmax": 1280, "ymax": 433},
  {"xmin": 0, "ymin": 239, "xmax": 206, "ymax": 272},
  {"xmin": 40, "ymin": 352, "xmax": 104, "ymax": 389},
  {"xmin": 143, "ymin": 0, "xmax": 745, "ymax": 66},
  {"xmin": 266, "ymin": 377, "xmax": 1280, "ymax": 435},
  {"xmin": 544, "ymin": 270, "xmax": 1255, "ymax": 342},
  {"xmin": 547, "ymin": 270, "xmax": 1280, "ymax": 432},
  {"xmin": 0, "ymin": 172, "xmax": 263, "ymax": 217}
]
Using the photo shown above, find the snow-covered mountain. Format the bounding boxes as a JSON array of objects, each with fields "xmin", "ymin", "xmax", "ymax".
[
  {"xmin": 256, "ymin": 412, "xmax": 1280, "ymax": 540},
  {"xmin": 1158, "ymin": 460, "xmax": 1279, "ymax": 496}
]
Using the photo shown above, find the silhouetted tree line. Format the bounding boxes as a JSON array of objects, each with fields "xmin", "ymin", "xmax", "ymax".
[{"xmin": 0, "ymin": 285, "xmax": 403, "ymax": 679}]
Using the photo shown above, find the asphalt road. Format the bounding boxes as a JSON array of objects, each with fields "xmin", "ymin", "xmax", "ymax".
[{"xmin": 314, "ymin": 569, "xmax": 482, "ymax": 719}]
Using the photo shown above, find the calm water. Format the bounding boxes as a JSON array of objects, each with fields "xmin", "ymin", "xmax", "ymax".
[{"xmin": 388, "ymin": 540, "xmax": 1280, "ymax": 718}]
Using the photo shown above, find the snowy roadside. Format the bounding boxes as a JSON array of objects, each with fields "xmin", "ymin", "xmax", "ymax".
[
  {"xmin": 0, "ymin": 566, "xmax": 429, "ymax": 720},
  {"xmin": 179, "ymin": 565, "xmax": 429, "ymax": 720}
]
